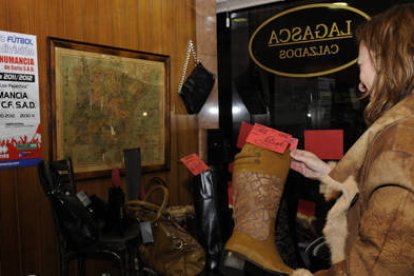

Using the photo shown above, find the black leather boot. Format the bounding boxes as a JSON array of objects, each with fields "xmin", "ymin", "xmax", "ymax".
[{"xmin": 193, "ymin": 167, "xmax": 227, "ymax": 274}]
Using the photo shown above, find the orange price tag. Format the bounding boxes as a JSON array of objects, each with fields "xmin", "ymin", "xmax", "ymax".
[
  {"xmin": 180, "ymin": 153, "xmax": 209, "ymax": 176},
  {"xmin": 246, "ymin": 123, "xmax": 292, "ymax": 154}
]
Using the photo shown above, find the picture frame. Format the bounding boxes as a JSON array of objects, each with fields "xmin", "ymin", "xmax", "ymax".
[{"xmin": 48, "ymin": 38, "xmax": 170, "ymax": 179}]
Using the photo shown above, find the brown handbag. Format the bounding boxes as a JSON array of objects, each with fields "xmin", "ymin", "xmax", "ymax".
[{"xmin": 126, "ymin": 184, "xmax": 205, "ymax": 276}]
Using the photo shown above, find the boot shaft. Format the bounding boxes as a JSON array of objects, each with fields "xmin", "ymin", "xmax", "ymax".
[
  {"xmin": 222, "ymin": 144, "xmax": 293, "ymax": 275},
  {"xmin": 232, "ymin": 144, "xmax": 291, "ymax": 240}
]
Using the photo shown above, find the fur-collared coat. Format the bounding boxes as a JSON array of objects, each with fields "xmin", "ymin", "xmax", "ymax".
[{"xmin": 295, "ymin": 95, "xmax": 414, "ymax": 275}]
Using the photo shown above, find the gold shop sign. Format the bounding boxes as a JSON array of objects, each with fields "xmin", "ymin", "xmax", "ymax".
[{"xmin": 249, "ymin": 4, "xmax": 370, "ymax": 77}]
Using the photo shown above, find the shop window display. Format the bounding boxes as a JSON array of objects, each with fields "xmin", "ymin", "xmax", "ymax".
[{"xmin": 216, "ymin": 0, "xmax": 407, "ymax": 273}]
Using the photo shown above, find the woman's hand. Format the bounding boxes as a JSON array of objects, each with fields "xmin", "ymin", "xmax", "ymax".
[{"xmin": 290, "ymin": 149, "xmax": 331, "ymax": 180}]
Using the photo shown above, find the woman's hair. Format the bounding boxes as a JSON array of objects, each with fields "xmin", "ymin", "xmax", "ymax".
[{"xmin": 356, "ymin": 3, "xmax": 414, "ymax": 125}]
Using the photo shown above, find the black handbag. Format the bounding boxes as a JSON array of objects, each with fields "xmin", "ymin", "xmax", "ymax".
[{"xmin": 178, "ymin": 40, "xmax": 215, "ymax": 114}]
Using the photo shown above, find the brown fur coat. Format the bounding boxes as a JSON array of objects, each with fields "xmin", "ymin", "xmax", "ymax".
[{"xmin": 294, "ymin": 95, "xmax": 414, "ymax": 275}]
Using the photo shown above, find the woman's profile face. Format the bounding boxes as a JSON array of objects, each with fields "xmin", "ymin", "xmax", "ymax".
[{"xmin": 357, "ymin": 43, "xmax": 377, "ymax": 94}]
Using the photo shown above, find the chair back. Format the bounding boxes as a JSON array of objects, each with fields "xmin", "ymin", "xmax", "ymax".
[
  {"xmin": 38, "ymin": 158, "xmax": 76, "ymax": 196},
  {"xmin": 38, "ymin": 158, "xmax": 99, "ymax": 250}
]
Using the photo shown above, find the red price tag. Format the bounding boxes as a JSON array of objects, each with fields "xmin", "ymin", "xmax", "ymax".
[
  {"xmin": 246, "ymin": 123, "xmax": 292, "ymax": 154},
  {"xmin": 304, "ymin": 129, "xmax": 343, "ymax": 160},
  {"xmin": 289, "ymin": 137, "xmax": 299, "ymax": 151},
  {"xmin": 236, "ymin": 121, "xmax": 254, "ymax": 149},
  {"xmin": 111, "ymin": 168, "xmax": 121, "ymax": 187},
  {"xmin": 180, "ymin": 153, "xmax": 209, "ymax": 176}
]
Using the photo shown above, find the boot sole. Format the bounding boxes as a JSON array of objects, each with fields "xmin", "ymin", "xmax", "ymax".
[
  {"xmin": 220, "ymin": 251, "xmax": 289, "ymax": 276},
  {"xmin": 220, "ymin": 251, "xmax": 245, "ymax": 276}
]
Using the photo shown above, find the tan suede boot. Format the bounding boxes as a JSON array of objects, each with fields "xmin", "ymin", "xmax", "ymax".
[{"xmin": 222, "ymin": 144, "xmax": 293, "ymax": 275}]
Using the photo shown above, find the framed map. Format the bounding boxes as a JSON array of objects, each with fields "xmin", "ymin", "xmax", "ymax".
[{"xmin": 49, "ymin": 38, "xmax": 170, "ymax": 179}]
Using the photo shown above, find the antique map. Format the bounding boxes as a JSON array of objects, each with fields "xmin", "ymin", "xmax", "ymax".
[{"xmin": 55, "ymin": 47, "xmax": 167, "ymax": 174}]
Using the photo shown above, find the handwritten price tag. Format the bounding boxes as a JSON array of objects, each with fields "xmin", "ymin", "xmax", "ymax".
[
  {"xmin": 180, "ymin": 153, "xmax": 209, "ymax": 176},
  {"xmin": 246, "ymin": 123, "xmax": 292, "ymax": 154}
]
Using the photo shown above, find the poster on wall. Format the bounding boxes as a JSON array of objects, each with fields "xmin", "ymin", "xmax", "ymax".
[{"xmin": 0, "ymin": 30, "xmax": 41, "ymax": 169}]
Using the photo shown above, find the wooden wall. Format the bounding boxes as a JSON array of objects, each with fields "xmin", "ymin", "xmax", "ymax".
[{"xmin": 0, "ymin": 0, "xmax": 218, "ymax": 275}]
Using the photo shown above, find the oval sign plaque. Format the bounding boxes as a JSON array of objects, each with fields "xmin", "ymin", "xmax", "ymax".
[{"xmin": 248, "ymin": 4, "xmax": 370, "ymax": 77}]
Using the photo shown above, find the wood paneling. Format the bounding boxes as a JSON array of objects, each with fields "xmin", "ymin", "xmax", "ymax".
[
  {"xmin": 0, "ymin": 0, "xmax": 217, "ymax": 275},
  {"xmin": 0, "ymin": 170, "xmax": 21, "ymax": 276}
]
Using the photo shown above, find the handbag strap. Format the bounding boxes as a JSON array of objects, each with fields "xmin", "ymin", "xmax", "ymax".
[
  {"xmin": 178, "ymin": 40, "xmax": 200, "ymax": 94},
  {"xmin": 125, "ymin": 183, "xmax": 169, "ymax": 222}
]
